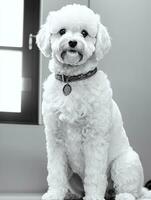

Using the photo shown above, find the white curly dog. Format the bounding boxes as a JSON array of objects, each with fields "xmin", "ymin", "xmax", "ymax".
[{"xmin": 37, "ymin": 4, "xmax": 151, "ymax": 200}]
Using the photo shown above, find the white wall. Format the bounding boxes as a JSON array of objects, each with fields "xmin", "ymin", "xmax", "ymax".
[{"xmin": 0, "ymin": 0, "xmax": 151, "ymax": 194}]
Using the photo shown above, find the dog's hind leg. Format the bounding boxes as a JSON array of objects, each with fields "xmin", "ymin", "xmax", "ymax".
[{"xmin": 111, "ymin": 150, "xmax": 144, "ymax": 200}]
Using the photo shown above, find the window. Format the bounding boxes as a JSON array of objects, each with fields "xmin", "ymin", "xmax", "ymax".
[{"xmin": 0, "ymin": 0, "xmax": 40, "ymax": 124}]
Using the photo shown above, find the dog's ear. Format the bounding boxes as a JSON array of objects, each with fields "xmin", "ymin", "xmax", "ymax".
[
  {"xmin": 95, "ymin": 14, "xmax": 111, "ymax": 61},
  {"xmin": 36, "ymin": 12, "xmax": 54, "ymax": 57}
]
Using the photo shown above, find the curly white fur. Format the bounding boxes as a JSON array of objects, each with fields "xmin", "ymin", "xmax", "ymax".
[{"xmin": 37, "ymin": 4, "xmax": 151, "ymax": 200}]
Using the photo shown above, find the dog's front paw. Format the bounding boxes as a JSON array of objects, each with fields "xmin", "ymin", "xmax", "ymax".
[
  {"xmin": 115, "ymin": 193, "xmax": 135, "ymax": 200},
  {"xmin": 42, "ymin": 189, "xmax": 66, "ymax": 200},
  {"xmin": 83, "ymin": 196, "xmax": 105, "ymax": 200}
]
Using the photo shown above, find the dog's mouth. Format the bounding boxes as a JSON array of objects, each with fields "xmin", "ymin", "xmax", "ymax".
[{"xmin": 61, "ymin": 49, "xmax": 83, "ymax": 64}]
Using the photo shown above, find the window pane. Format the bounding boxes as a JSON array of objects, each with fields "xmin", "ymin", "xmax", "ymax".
[
  {"xmin": 0, "ymin": 50, "xmax": 22, "ymax": 112},
  {"xmin": 0, "ymin": 0, "xmax": 24, "ymax": 47}
]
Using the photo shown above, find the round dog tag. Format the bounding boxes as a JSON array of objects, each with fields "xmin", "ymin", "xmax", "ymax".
[{"xmin": 63, "ymin": 84, "xmax": 72, "ymax": 96}]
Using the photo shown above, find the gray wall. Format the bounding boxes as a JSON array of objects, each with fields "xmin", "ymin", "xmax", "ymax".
[
  {"xmin": 0, "ymin": 0, "xmax": 151, "ymax": 194},
  {"xmin": 0, "ymin": 124, "xmax": 46, "ymax": 193},
  {"xmin": 91, "ymin": 0, "xmax": 151, "ymax": 182}
]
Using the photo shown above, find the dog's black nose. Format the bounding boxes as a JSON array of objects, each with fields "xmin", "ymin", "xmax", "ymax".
[{"xmin": 69, "ymin": 40, "xmax": 77, "ymax": 48}]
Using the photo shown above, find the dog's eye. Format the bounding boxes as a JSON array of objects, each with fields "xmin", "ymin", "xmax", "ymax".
[
  {"xmin": 81, "ymin": 30, "xmax": 88, "ymax": 38},
  {"xmin": 59, "ymin": 28, "xmax": 66, "ymax": 36}
]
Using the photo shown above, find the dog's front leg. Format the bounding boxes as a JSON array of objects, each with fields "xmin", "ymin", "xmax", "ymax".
[
  {"xmin": 42, "ymin": 113, "xmax": 68, "ymax": 200},
  {"xmin": 83, "ymin": 135, "xmax": 109, "ymax": 200}
]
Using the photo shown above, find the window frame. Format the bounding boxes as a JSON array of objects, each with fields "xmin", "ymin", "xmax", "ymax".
[{"xmin": 0, "ymin": 0, "xmax": 40, "ymax": 124}]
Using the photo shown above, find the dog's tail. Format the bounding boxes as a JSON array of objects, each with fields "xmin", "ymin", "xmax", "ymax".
[
  {"xmin": 139, "ymin": 187, "xmax": 151, "ymax": 199},
  {"xmin": 115, "ymin": 188, "xmax": 151, "ymax": 200}
]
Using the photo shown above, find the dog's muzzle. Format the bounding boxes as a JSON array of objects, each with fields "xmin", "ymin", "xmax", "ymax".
[{"xmin": 61, "ymin": 49, "xmax": 83, "ymax": 63}]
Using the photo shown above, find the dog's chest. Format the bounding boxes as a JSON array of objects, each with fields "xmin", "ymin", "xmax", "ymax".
[
  {"xmin": 42, "ymin": 71, "xmax": 111, "ymax": 121},
  {"xmin": 57, "ymin": 81, "xmax": 103, "ymax": 123},
  {"xmin": 64, "ymin": 123, "xmax": 85, "ymax": 176}
]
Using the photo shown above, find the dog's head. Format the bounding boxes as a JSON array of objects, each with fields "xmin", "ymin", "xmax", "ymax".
[{"xmin": 37, "ymin": 4, "xmax": 111, "ymax": 66}]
